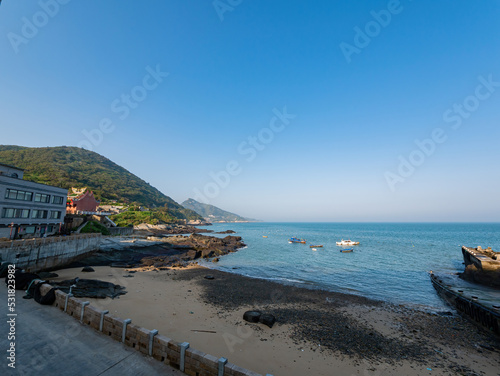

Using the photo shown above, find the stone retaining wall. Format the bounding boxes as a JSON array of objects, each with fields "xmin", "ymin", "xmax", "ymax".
[
  {"xmin": 44, "ymin": 284, "xmax": 267, "ymax": 376},
  {"xmin": 0, "ymin": 234, "xmax": 101, "ymax": 272},
  {"xmin": 108, "ymin": 227, "xmax": 134, "ymax": 236}
]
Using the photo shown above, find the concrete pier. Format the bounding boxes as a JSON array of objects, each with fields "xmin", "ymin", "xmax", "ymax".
[
  {"xmin": 430, "ymin": 272, "xmax": 500, "ymax": 336},
  {"xmin": 461, "ymin": 246, "xmax": 500, "ymax": 287}
]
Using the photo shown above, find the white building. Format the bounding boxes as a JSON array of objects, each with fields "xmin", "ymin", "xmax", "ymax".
[{"xmin": 0, "ymin": 163, "xmax": 68, "ymax": 239}]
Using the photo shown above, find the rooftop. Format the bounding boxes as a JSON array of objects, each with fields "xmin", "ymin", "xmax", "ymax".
[{"xmin": 0, "ymin": 162, "xmax": 24, "ymax": 171}]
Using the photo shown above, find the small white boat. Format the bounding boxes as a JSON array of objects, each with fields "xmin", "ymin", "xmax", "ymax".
[{"xmin": 336, "ymin": 239, "xmax": 360, "ymax": 246}]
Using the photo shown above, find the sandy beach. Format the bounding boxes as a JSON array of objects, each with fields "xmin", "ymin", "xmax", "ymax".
[{"xmin": 49, "ymin": 265, "xmax": 500, "ymax": 376}]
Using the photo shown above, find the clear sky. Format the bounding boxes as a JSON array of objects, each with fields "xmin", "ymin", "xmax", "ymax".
[{"xmin": 1, "ymin": 0, "xmax": 499, "ymax": 222}]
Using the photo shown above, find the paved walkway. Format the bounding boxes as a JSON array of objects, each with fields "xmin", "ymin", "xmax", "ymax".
[{"xmin": 0, "ymin": 285, "xmax": 183, "ymax": 375}]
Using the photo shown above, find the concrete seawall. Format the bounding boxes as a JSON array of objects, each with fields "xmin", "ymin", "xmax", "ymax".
[
  {"xmin": 462, "ymin": 246, "xmax": 500, "ymax": 287},
  {"xmin": 462, "ymin": 246, "xmax": 500, "ymax": 272},
  {"xmin": 0, "ymin": 234, "xmax": 101, "ymax": 272},
  {"xmin": 108, "ymin": 226, "xmax": 134, "ymax": 236},
  {"xmin": 430, "ymin": 272, "xmax": 500, "ymax": 336}
]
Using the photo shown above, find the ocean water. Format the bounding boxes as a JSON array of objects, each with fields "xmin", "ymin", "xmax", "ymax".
[{"xmin": 198, "ymin": 222, "xmax": 500, "ymax": 310}]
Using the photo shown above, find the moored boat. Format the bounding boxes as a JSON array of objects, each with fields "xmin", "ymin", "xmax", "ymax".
[
  {"xmin": 309, "ymin": 245, "xmax": 323, "ymax": 248},
  {"xmin": 336, "ymin": 239, "xmax": 359, "ymax": 246},
  {"xmin": 340, "ymin": 248, "xmax": 353, "ymax": 253},
  {"xmin": 289, "ymin": 237, "xmax": 306, "ymax": 244}
]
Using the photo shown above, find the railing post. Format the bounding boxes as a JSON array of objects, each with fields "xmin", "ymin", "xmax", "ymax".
[
  {"xmin": 122, "ymin": 319, "xmax": 132, "ymax": 343},
  {"xmin": 80, "ymin": 302, "xmax": 90, "ymax": 323},
  {"xmin": 179, "ymin": 342, "xmax": 190, "ymax": 372},
  {"xmin": 148, "ymin": 329, "xmax": 158, "ymax": 356},
  {"xmin": 64, "ymin": 293, "xmax": 73, "ymax": 312},
  {"xmin": 218, "ymin": 357, "xmax": 228, "ymax": 376},
  {"xmin": 99, "ymin": 310, "xmax": 109, "ymax": 332}
]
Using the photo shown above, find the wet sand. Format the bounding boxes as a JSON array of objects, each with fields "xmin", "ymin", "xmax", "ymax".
[{"xmin": 50, "ymin": 265, "xmax": 500, "ymax": 376}]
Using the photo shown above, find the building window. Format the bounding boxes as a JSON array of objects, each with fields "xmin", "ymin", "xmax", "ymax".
[
  {"xmin": 50, "ymin": 211, "xmax": 61, "ymax": 219},
  {"xmin": 5, "ymin": 188, "xmax": 33, "ymax": 201},
  {"xmin": 31, "ymin": 210, "xmax": 48, "ymax": 219},
  {"xmin": 34, "ymin": 193, "xmax": 51, "ymax": 203},
  {"xmin": 2, "ymin": 208, "xmax": 30, "ymax": 218},
  {"xmin": 52, "ymin": 196, "xmax": 64, "ymax": 205},
  {"xmin": 25, "ymin": 226, "xmax": 36, "ymax": 234}
]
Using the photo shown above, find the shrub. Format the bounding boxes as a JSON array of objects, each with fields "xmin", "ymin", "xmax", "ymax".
[{"xmin": 80, "ymin": 221, "xmax": 111, "ymax": 235}]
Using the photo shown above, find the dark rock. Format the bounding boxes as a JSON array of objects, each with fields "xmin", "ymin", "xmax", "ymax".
[
  {"xmin": 8, "ymin": 270, "xmax": 40, "ymax": 290},
  {"xmin": 437, "ymin": 311, "xmax": 453, "ymax": 316},
  {"xmin": 479, "ymin": 344, "xmax": 495, "ymax": 351},
  {"xmin": 51, "ymin": 278, "xmax": 126, "ymax": 299},
  {"xmin": 243, "ymin": 311, "xmax": 262, "ymax": 323},
  {"xmin": 0, "ymin": 263, "xmax": 14, "ymax": 278},
  {"xmin": 216, "ymin": 230, "xmax": 236, "ymax": 234},
  {"xmin": 204, "ymin": 275, "xmax": 215, "ymax": 280},
  {"xmin": 138, "ymin": 234, "xmax": 246, "ymax": 268},
  {"xmin": 38, "ymin": 272, "xmax": 59, "ymax": 279},
  {"xmin": 212, "ymin": 258, "xmax": 220, "ymax": 263},
  {"xmin": 259, "ymin": 314, "xmax": 276, "ymax": 328},
  {"xmin": 81, "ymin": 266, "xmax": 95, "ymax": 272},
  {"xmin": 186, "ymin": 250, "xmax": 202, "ymax": 259},
  {"xmin": 202, "ymin": 249, "xmax": 216, "ymax": 259},
  {"xmin": 110, "ymin": 262, "xmax": 134, "ymax": 268}
]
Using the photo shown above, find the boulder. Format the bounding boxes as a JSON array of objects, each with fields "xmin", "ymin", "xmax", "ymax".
[
  {"xmin": 243, "ymin": 311, "xmax": 262, "ymax": 323},
  {"xmin": 259, "ymin": 314, "xmax": 276, "ymax": 328},
  {"xmin": 38, "ymin": 272, "xmax": 59, "ymax": 279}
]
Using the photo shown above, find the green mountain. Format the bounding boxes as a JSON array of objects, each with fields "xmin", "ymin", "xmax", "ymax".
[
  {"xmin": 181, "ymin": 198, "xmax": 257, "ymax": 223},
  {"xmin": 0, "ymin": 145, "xmax": 202, "ymax": 222}
]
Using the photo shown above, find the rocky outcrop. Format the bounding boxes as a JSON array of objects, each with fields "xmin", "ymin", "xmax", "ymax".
[
  {"xmin": 133, "ymin": 223, "xmax": 212, "ymax": 235},
  {"xmin": 139, "ymin": 234, "xmax": 245, "ymax": 268},
  {"xmin": 216, "ymin": 230, "xmax": 236, "ymax": 234},
  {"xmin": 66, "ymin": 233, "xmax": 245, "ymax": 270}
]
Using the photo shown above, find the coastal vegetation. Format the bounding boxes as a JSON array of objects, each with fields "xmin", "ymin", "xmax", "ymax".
[
  {"xmin": 110, "ymin": 207, "xmax": 179, "ymax": 227},
  {"xmin": 0, "ymin": 145, "xmax": 203, "ymax": 223},
  {"xmin": 80, "ymin": 221, "xmax": 111, "ymax": 236}
]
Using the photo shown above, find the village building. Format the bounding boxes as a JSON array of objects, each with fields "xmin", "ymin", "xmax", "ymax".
[
  {"xmin": 66, "ymin": 188, "xmax": 101, "ymax": 214},
  {"xmin": 0, "ymin": 163, "xmax": 68, "ymax": 239},
  {"xmin": 65, "ymin": 188, "xmax": 116, "ymax": 231}
]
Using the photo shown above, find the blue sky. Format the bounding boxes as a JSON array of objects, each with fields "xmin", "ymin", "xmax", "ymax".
[{"xmin": 1, "ymin": 0, "xmax": 499, "ymax": 221}]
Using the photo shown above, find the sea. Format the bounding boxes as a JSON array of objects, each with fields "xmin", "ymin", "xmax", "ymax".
[{"xmin": 197, "ymin": 222, "xmax": 500, "ymax": 311}]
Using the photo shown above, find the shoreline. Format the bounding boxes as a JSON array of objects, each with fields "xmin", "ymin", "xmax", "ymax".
[
  {"xmin": 49, "ymin": 263, "xmax": 500, "ymax": 376},
  {"xmin": 196, "ymin": 260, "xmax": 449, "ymax": 313}
]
